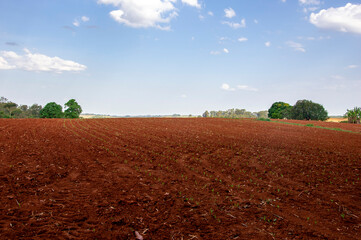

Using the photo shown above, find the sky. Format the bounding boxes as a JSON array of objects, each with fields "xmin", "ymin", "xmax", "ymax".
[{"xmin": 0, "ymin": 0, "xmax": 360, "ymax": 116}]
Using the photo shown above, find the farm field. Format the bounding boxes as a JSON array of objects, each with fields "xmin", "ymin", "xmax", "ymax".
[{"xmin": 0, "ymin": 118, "xmax": 360, "ymax": 239}]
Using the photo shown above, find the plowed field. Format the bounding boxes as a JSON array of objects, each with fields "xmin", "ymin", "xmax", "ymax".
[{"xmin": 1, "ymin": 118, "xmax": 360, "ymax": 239}]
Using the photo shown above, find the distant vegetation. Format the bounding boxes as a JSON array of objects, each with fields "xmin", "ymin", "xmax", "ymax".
[
  {"xmin": 0, "ymin": 96, "xmax": 82, "ymax": 119},
  {"xmin": 0, "ymin": 97, "xmax": 42, "ymax": 118},
  {"xmin": 202, "ymin": 109, "xmax": 268, "ymax": 119},
  {"xmin": 268, "ymin": 99, "xmax": 328, "ymax": 121}
]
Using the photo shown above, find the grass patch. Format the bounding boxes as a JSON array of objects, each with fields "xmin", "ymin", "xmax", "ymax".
[
  {"xmin": 258, "ymin": 118, "xmax": 271, "ymax": 122},
  {"xmin": 269, "ymin": 120, "xmax": 359, "ymax": 134}
]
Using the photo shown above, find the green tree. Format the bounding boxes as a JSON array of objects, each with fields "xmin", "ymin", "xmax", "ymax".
[
  {"xmin": 4, "ymin": 102, "xmax": 18, "ymax": 117},
  {"xmin": 268, "ymin": 102, "xmax": 292, "ymax": 119},
  {"xmin": 256, "ymin": 111, "xmax": 268, "ymax": 119},
  {"xmin": 291, "ymin": 100, "xmax": 328, "ymax": 121},
  {"xmin": 28, "ymin": 104, "xmax": 43, "ymax": 118},
  {"xmin": 40, "ymin": 102, "xmax": 63, "ymax": 118},
  {"xmin": 64, "ymin": 99, "xmax": 82, "ymax": 118},
  {"xmin": 202, "ymin": 110, "xmax": 209, "ymax": 118},
  {"xmin": 345, "ymin": 107, "xmax": 361, "ymax": 124}
]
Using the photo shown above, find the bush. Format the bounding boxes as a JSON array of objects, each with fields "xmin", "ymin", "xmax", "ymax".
[
  {"xmin": 345, "ymin": 107, "xmax": 361, "ymax": 124},
  {"xmin": 40, "ymin": 102, "xmax": 63, "ymax": 118},
  {"xmin": 268, "ymin": 102, "xmax": 292, "ymax": 119},
  {"xmin": 291, "ymin": 100, "xmax": 328, "ymax": 121},
  {"xmin": 64, "ymin": 99, "xmax": 82, "ymax": 118}
]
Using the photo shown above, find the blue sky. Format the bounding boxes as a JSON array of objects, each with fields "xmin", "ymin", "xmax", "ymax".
[{"xmin": 0, "ymin": 0, "xmax": 360, "ymax": 115}]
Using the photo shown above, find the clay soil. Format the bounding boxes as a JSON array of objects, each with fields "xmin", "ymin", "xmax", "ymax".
[{"xmin": 0, "ymin": 118, "xmax": 360, "ymax": 239}]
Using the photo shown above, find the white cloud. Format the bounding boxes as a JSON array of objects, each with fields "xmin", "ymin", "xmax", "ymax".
[
  {"xmin": 299, "ymin": 0, "xmax": 320, "ymax": 5},
  {"xmin": 238, "ymin": 37, "xmax": 248, "ymax": 42},
  {"xmin": 73, "ymin": 20, "xmax": 80, "ymax": 27},
  {"xmin": 208, "ymin": 11, "xmax": 214, "ymax": 16},
  {"xmin": 237, "ymin": 85, "xmax": 258, "ymax": 92},
  {"xmin": 73, "ymin": 16, "xmax": 90, "ymax": 27},
  {"xmin": 222, "ymin": 19, "xmax": 246, "ymax": 29},
  {"xmin": 331, "ymin": 75, "xmax": 345, "ymax": 80},
  {"xmin": 265, "ymin": 41, "xmax": 271, "ymax": 47},
  {"xmin": 181, "ymin": 94, "xmax": 187, "ymax": 98},
  {"xmin": 81, "ymin": 16, "xmax": 90, "ymax": 22},
  {"xmin": 0, "ymin": 48, "xmax": 86, "ymax": 73},
  {"xmin": 221, "ymin": 83, "xmax": 258, "ymax": 92},
  {"xmin": 0, "ymin": 56, "xmax": 15, "ymax": 70},
  {"xmin": 210, "ymin": 51, "xmax": 221, "ymax": 55},
  {"xmin": 181, "ymin": 0, "xmax": 201, "ymax": 9},
  {"xmin": 223, "ymin": 48, "xmax": 229, "ymax": 54},
  {"xmin": 347, "ymin": 65, "xmax": 358, "ymax": 69},
  {"xmin": 98, "ymin": 0, "xmax": 178, "ymax": 30},
  {"xmin": 281, "ymin": 0, "xmax": 286, "ymax": 3},
  {"xmin": 310, "ymin": 3, "xmax": 361, "ymax": 34},
  {"xmin": 224, "ymin": 8, "xmax": 236, "ymax": 18},
  {"xmin": 198, "ymin": 15, "xmax": 205, "ymax": 20},
  {"xmin": 221, "ymin": 83, "xmax": 235, "ymax": 91},
  {"xmin": 286, "ymin": 41, "xmax": 306, "ymax": 52}
]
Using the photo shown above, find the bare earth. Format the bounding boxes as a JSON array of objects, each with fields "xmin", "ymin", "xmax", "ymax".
[{"xmin": 0, "ymin": 118, "xmax": 360, "ymax": 239}]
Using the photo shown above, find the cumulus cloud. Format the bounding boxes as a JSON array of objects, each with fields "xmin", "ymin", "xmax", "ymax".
[
  {"xmin": 224, "ymin": 8, "xmax": 236, "ymax": 18},
  {"xmin": 0, "ymin": 57, "xmax": 15, "ymax": 70},
  {"xmin": 347, "ymin": 65, "xmax": 358, "ymax": 69},
  {"xmin": 237, "ymin": 85, "xmax": 258, "ymax": 92},
  {"xmin": 222, "ymin": 19, "xmax": 246, "ymax": 29},
  {"xmin": 265, "ymin": 41, "xmax": 271, "ymax": 47},
  {"xmin": 286, "ymin": 41, "xmax": 306, "ymax": 52},
  {"xmin": 238, "ymin": 37, "xmax": 248, "ymax": 42},
  {"xmin": 208, "ymin": 11, "xmax": 214, "ymax": 16},
  {"xmin": 221, "ymin": 83, "xmax": 235, "ymax": 91},
  {"xmin": 299, "ymin": 0, "xmax": 320, "ymax": 5},
  {"xmin": 210, "ymin": 51, "xmax": 221, "ymax": 55},
  {"xmin": 223, "ymin": 48, "xmax": 229, "ymax": 53},
  {"xmin": 181, "ymin": 0, "xmax": 200, "ymax": 9},
  {"xmin": 98, "ymin": 0, "xmax": 178, "ymax": 30},
  {"xmin": 221, "ymin": 83, "xmax": 258, "ymax": 92},
  {"xmin": 310, "ymin": 3, "xmax": 361, "ymax": 34},
  {"xmin": 73, "ymin": 16, "xmax": 90, "ymax": 27},
  {"xmin": 81, "ymin": 16, "xmax": 90, "ymax": 22},
  {"xmin": 0, "ymin": 48, "xmax": 86, "ymax": 73}
]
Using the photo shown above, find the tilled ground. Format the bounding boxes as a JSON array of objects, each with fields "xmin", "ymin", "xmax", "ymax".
[{"xmin": 0, "ymin": 118, "xmax": 360, "ymax": 239}]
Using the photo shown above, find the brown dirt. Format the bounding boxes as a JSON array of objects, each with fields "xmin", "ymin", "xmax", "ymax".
[{"xmin": 0, "ymin": 118, "xmax": 360, "ymax": 239}]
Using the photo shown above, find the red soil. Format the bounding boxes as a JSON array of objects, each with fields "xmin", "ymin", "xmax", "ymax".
[{"xmin": 0, "ymin": 118, "xmax": 360, "ymax": 239}]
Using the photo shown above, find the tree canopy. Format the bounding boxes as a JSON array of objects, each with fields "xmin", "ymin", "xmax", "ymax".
[
  {"xmin": 291, "ymin": 100, "xmax": 328, "ymax": 121},
  {"xmin": 64, "ymin": 99, "xmax": 82, "ymax": 118},
  {"xmin": 40, "ymin": 102, "xmax": 63, "ymax": 118},
  {"xmin": 268, "ymin": 102, "xmax": 292, "ymax": 119},
  {"xmin": 345, "ymin": 107, "xmax": 361, "ymax": 124}
]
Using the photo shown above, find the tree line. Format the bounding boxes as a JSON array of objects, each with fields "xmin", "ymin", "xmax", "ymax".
[
  {"xmin": 0, "ymin": 97, "xmax": 82, "ymax": 119},
  {"xmin": 202, "ymin": 109, "xmax": 268, "ymax": 119},
  {"xmin": 268, "ymin": 100, "xmax": 328, "ymax": 121},
  {"xmin": 203, "ymin": 99, "xmax": 360, "ymax": 124}
]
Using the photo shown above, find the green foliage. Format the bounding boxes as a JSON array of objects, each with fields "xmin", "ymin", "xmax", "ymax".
[
  {"xmin": 207, "ymin": 108, "xmax": 259, "ymax": 119},
  {"xmin": 268, "ymin": 102, "xmax": 292, "ymax": 119},
  {"xmin": 40, "ymin": 102, "xmax": 63, "ymax": 118},
  {"xmin": 291, "ymin": 100, "xmax": 328, "ymax": 121},
  {"xmin": 28, "ymin": 104, "xmax": 43, "ymax": 118},
  {"xmin": 344, "ymin": 107, "xmax": 361, "ymax": 124},
  {"xmin": 64, "ymin": 99, "xmax": 82, "ymax": 118},
  {"xmin": 256, "ymin": 110, "xmax": 268, "ymax": 119},
  {"xmin": 0, "ymin": 96, "xmax": 43, "ymax": 118},
  {"xmin": 202, "ymin": 110, "xmax": 209, "ymax": 118}
]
